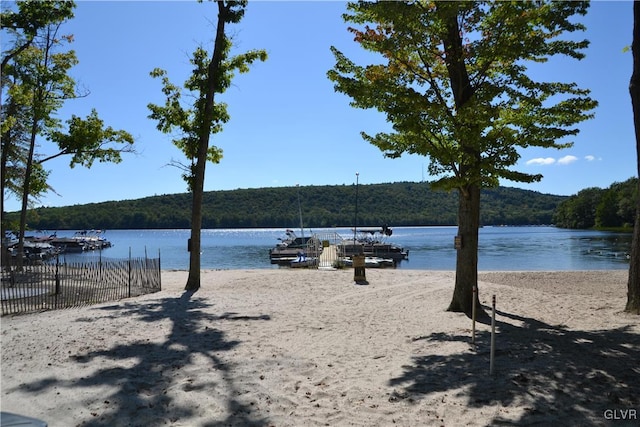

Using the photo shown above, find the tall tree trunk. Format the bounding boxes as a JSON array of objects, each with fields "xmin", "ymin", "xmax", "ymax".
[
  {"xmin": 1, "ymin": 120, "xmax": 10, "ymax": 253},
  {"xmin": 186, "ymin": 161, "xmax": 204, "ymax": 291},
  {"xmin": 16, "ymin": 107, "xmax": 39, "ymax": 271},
  {"xmin": 626, "ymin": 1, "xmax": 640, "ymax": 314},
  {"xmin": 185, "ymin": 1, "xmax": 229, "ymax": 291},
  {"xmin": 441, "ymin": 5, "xmax": 484, "ymax": 318},
  {"xmin": 627, "ymin": 203, "xmax": 640, "ymax": 314},
  {"xmin": 448, "ymin": 184, "xmax": 484, "ymax": 318}
]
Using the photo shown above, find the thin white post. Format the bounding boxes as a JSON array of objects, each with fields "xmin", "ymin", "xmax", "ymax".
[
  {"xmin": 490, "ymin": 294, "xmax": 496, "ymax": 375},
  {"xmin": 472, "ymin": 285, "xmax": 477, "ymax": 345}
]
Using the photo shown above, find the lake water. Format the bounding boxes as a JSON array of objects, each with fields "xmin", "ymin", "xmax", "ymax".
[{"xmin": 50, "ymin": 226, "xmax": 633, "ymax": 271}]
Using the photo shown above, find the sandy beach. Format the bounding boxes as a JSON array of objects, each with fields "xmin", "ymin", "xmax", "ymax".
[{"xmin": 1, "ymin": 269, "xmax": 639, "ymax": 426}]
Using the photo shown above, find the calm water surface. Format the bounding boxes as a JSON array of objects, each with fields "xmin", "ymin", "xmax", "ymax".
[{"xmin": 52, "ymin": 226, "xmax": 632, "ymax": 271}]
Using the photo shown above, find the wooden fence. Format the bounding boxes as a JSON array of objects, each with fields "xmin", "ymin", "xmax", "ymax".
[{"xmin": 1, "ymin": 255, "xmax": 161, "ymax": 316}]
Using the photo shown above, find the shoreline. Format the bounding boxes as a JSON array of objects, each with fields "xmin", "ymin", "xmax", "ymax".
[{"xmin": 2, "ymin": 269, "xmax": 638, "ymax": 426}]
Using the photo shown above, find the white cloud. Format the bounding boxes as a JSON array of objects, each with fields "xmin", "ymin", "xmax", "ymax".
[
  {"xmin": 557, "ymin": 155, "xmax": 578, "ymax": 165},
  {"xmin": 526, "ymin": 157, "xmax": 556, "ymax": 166},
  {"xmin": 526, "ymin": 154, "xmax": 586, "ymax": 166}
]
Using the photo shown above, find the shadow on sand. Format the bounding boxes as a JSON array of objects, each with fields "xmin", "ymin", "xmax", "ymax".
[
  {"xmin": 11, "ymin": 290, "xmax": 271, "ymax": 426},
  {"xmin": 389, "ymin": 307, "xmax": 640, "ymax": 426}
]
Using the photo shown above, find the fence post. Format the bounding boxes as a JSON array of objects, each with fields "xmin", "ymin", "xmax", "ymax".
[
  {"xmin": 158, "ymin": 248, "xmax": 162, "ymax": 291},
  {"xmin": 5, "ymin": 253, "xmax": 161, "ymax": 316},
  {"xmin": 55, "ymin": 253, "xmax": 61, "ymax": 309},
  {"xmin": 128, "ymin": 247, "xmax": 132, "ymax": 298},
  {"xmin": 144, "ymin": 246, "xmax": 149, "ymax": 290},
  {"xmin": 99, "ymin": 248, "xmax": 103, "ymax": 284}
]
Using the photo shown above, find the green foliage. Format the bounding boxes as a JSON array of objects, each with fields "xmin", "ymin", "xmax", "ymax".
[
  {"xmin": 148, "ymin": 1, "xmax": 267, "ymax": 289},
  {"xmin": 553, "ymin": 178, "xmax": 638, "ymax": 229},
  {"xmin": 0, "ymin": 1, "xmax": 75, "ymax": 41},
  {"xmin": 1, "ymin": 2, "xmax": 78, "ymax": 212},
  {"xmin": 147, "ymin": 5, "xmax": 267, "ymax": 192},
  {"xmin": 327, "ymin": 1, "xmax": 597, "ymax": 192},
  {"xmin": 45, "ymin": 109, "xmax": 135, "ymax": 167},
  {"xmin": 1, "ymin": 93, "xmax": 37, "ymax": 196},
  {"xmin": 4, "ymin": 182, "xmax": 566, "ymax": 230},
  {"xmin": 1, "ymin": 0, "xmax": 133, "ymax": 207}
]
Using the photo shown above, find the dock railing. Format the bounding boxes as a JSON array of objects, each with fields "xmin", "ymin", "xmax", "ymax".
[
  {"xmin": 314, "ymin": 232, "xmax": 344, "ymax": 269},
  {"xmin": 1, "ymin": 252, "xmax": 161, "ymax": 316}
]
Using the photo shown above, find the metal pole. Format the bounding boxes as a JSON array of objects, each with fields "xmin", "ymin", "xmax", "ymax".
[
  {"xmin": 354, "ymin": 172, "xmax": 359, "ymax": 249},
  {"xmin": 353, "ymin": 173, "xmax": 366, "ymax": 283},
  {"xmin": 296, "ymin": 184, "xmax": 304, "ymax": 239}
]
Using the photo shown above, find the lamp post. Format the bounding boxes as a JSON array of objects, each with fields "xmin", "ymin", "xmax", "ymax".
[
  {"xmin": 353, "ymin": 172, "xmax": 366, "ymax": 283},
  {"xmin": 354, "ymin": 172, "xmax": 359, "ymax": 248}
]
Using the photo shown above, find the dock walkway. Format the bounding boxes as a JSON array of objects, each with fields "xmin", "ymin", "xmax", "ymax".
[
  {"xmin": 315, "ymin": 232, "xmax": 343, "ymax": 270},
  {"xmin": 319, "ymin": 244, "xmax": 338, "ymax": 269}
]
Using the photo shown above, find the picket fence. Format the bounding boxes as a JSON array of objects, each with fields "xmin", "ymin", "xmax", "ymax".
[{"xmin": 1, "ymin": 255, "xmax": 161, "ymax": 316}]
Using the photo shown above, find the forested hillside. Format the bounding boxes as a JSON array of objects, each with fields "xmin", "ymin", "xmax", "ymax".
[
  {"xmin": 5, "ymin": 182, "xmax": 565, "ymax": 230},
  {"xmin": 553, "ymin": 178, "xmax": 638, "ymax": 229}
]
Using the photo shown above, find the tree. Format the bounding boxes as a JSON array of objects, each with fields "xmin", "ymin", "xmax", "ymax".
[
  {"xmin": 0, "ymin": 0, "xmax": 75, "ymax": 90},
  {"xmin": 328, "ymin": 1, "xmax": 597, "ymax": 317},
  {"xmin": 148, "ymin": 0, "xmax": 266, "ymax": 291},
  {"xmin": 594, "ymin": 179, "xmax": 637, "ymax": 228},
  {"xmin": 627, "ymin": 1, "xmax": 640, "ymax": 314},
  {"xmin": 1, "ymin": 0, "xmax": 134, "ymax": 267},
  {"xmin": 1, "ymin": 0, "xmax": 74, "ymax": 233}
]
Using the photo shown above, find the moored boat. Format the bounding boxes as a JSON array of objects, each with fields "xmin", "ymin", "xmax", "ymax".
[
  {"xmin": 338, "ymin": 226, "xmax": 409, "ymax": 261},
  {"xmin": 269, "ymin": 229, "xmax": 322, "ymax": 264},
  {"xmin": 50, "ymin": 230, "xmax": 112, "ymax": 253},
  {"xmin": 289, "ymin": 251, "xmax": 319, "ymax": 268},
  {"xmin": 342, "ymin": 256, "xmax": 395, "ymax": 268},
  {"xmin": 9, "ymin": 240, "xmax": 59, "ymax": 263}
]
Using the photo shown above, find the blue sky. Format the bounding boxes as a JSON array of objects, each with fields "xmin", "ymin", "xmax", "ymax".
[{"xmin": 3, "ymin": 0, "xmax": 636, "ymax": 212}]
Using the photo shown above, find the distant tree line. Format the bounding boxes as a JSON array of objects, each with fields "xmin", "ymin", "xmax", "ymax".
[
  {"xmin": 3, "ymin": 181, "xmax": 565, "ymax": 230},
  {"xmin": 553, "ymin": 178, "xmax": 638, "ymax": 229}
]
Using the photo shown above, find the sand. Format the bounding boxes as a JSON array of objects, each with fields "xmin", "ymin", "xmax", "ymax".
[{"xmin": 1, "ymin": 269, "xmax": 639, "ymax": 427}]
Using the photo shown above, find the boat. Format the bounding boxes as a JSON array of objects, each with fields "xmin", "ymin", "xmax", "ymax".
[
  {"xmin": 8, "ymin": 240, "xmax": 59, "ymax": 263},
  {"xmin": 3, "ymin": 231, "xmax": 19, "ymax": 247},
  {"xmin": 342, "ymin": 256, "xmax": 395, "ymax": 268},
  {"xmin": 3, "ymin": 231, "xmax": 60, "ymax": 264},
  {"xmin": 50, "ymin": 230, "xmax": 112, "ymax": 253},
  {"xmin": 50, "ymin": 237, "xmax": 86, "ymax": 252},
  {"xmin": 269, "ymin": 229, "xmax": 321, "ymax": 264},
  {"xmin": 289, "ymin": 251, "xmax": 319, "ymax": 268},
  {"xmin": 338, "ymin": 226, "xmax": 409, "ymax": 262},
  {"xmin": 269, "ymin": 186, "xmax": 322, "ymax": 265}
]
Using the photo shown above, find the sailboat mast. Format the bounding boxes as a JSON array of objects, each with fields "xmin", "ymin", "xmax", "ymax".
[{"xmin": 296, "ymin": 184, "xmax": 304, "ymax": 239}]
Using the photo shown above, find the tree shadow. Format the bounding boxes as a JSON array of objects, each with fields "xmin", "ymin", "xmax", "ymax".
[
  {"xmin": 389, "ymin": 307, "xmax": 640, "ymax": 425},
  {"xmin": 9, "ymin": 289, "xmax": 272, "ymax": 426}
]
